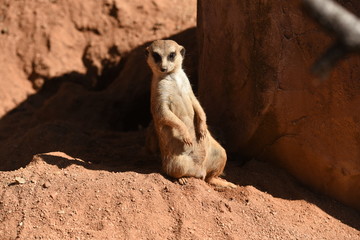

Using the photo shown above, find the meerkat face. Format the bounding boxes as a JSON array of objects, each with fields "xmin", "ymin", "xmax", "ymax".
[{"xmin": 146, "ymin": 40, "xmax": 185, "ymax": 75}]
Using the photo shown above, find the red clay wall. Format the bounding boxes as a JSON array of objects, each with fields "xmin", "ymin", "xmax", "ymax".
[{"xmin": 198, "ymin": 0, "xmax": 360, "ymax": 210}]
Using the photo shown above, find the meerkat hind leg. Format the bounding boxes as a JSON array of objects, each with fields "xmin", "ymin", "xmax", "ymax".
[
  {"xmin": 165, "ymin": 154, "xmax": 206, "ymax": 183},
  {"xmin": 204, "ymin": 137, "xmax": 237, "ymax": 188}
]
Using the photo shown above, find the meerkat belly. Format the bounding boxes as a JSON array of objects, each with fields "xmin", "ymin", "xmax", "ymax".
[{"xmin": 169, "ymin": 93, "xmax": 195, "ymax": 128}]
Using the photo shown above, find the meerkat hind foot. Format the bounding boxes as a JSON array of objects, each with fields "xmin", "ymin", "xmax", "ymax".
[
  {"xmin": 178, "ymin": 177, "xmax": 188, "ymax": 185},
  {"xmin": 207, "ymin": 177, "xmax": 237, "ymax": 189}
]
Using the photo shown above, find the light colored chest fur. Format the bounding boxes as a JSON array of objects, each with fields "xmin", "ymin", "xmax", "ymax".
[
  {"xmin": 151, "ymin": 69, "xmax": 194, "ymax": 122},
  {"xmin": 173, "ymin": 70, "xmax": 190, "ymax": 94}
]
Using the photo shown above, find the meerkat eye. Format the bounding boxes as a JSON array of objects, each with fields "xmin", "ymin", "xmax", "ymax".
[
  {"xmin": 152, "ymin": 52, "xmax": 162, "ymax": 63},
  {"xmin": 168, "ymin": 52, "xmax": 176, "ymax": 62}
]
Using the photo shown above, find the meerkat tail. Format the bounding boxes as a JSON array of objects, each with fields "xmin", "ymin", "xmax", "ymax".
[{"xmin": 206, "ymin": 177, "xmax": 237, "ymax": 188}]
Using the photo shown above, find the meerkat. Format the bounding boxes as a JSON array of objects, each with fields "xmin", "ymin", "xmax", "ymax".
[{"xmin": 145, "ymin": 39, "xmax": 236, "ymax": 188}]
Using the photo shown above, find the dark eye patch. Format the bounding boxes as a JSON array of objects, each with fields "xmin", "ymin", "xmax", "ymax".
[
  {"xmin": 168, "ymin": 52, "xmax": 176, "ymax": 62},
  {"xmin": 152, "ymin": 52, "xmax": 162, "ymax": 63}
]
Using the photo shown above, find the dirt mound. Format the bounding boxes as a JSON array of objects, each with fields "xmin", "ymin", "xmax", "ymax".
[{"xmin": 1, "ymin": 151, "xmax": 359, "ymax": 239}]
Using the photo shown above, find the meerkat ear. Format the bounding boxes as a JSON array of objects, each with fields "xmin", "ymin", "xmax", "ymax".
[
  {"xmin": 180, "ymin": 46, "xmax": 185, "ymax": 58},
  {"xmin": 145, "ymin": 47, "xmax": 150, "ymax": 58}
]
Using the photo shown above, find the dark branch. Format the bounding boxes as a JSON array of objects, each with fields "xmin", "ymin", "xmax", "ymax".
[
  {"xmin": 303, "ymin": 0, "xmax": 360, "ymax": 77},
  {"xmin": 310, "ymin": 42, "xmax": 348, "ymax": 77}
]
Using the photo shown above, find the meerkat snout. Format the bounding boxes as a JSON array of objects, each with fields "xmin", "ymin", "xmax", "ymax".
[{"xmin": 146, "ymin": 40, "xmax": 186, "ymax": 75}]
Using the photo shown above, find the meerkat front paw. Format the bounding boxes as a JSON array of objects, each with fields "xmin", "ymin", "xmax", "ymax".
[
  {"xmin": 182, "ymin": 134, "xmax": 193, "ymax": 146},
  {"xmin": 197, "ymin": 122, "xmax": 207, "ymax": 140},
  {"xmin": 179, "ymin": 128, "xmax": 193, "ymax": 146}
]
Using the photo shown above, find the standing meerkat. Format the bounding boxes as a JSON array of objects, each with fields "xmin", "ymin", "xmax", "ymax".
[{"xmin": 146, "ymin": 40, "xmax": 236, "ymax": 188}]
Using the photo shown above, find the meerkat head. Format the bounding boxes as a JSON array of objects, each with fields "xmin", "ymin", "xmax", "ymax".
[{"xmin": 145, "ymin": 40, "xmax": 185, "ymax": 75}]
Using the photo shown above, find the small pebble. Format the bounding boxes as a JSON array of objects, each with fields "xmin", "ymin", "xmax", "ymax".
[
  {"xmin": 0, "ymin": 28, "xmax": 8, "ymax": 34},
  {"xmin": 43, "ymin": 181, "xmax": 51, "ymax": 188},
  {"xmin": 57, "ymin": 210, "xmax": 65, "ymax": 214},
  {"xmin": 15, "ymin": 177, "xmax": 26, "ymax": 184}
]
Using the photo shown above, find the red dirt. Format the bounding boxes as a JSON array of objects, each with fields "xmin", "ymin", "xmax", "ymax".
[
  {"xmin": 0, "ymin": 0, "xmax": 359, "ymax": 239},
  {"xmin": 1, "ymin": 149, "xmax": 359, "ymax": 239}
]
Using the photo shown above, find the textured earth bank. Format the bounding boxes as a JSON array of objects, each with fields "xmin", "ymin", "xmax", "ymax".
[
  {"xmin": 197, "ymin": 0, "xmax": 360, "ymax": 210},
  {"xmin": 0, "ymin": 0, "xmax": 198, "ymax": 171},
  {"xmin": 0, "ymin": 0, "xmax": 196, "ymax": 117}
]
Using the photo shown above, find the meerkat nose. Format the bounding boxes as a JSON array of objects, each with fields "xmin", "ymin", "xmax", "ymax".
[{"xmin": 160, "ymin": 67, "xmax": 167, "ymax": 72}]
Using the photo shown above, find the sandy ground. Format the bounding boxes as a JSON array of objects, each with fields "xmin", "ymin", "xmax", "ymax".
[{"xmin": 0, "ymin": 135, "xmax": 359, "ymax": 239}]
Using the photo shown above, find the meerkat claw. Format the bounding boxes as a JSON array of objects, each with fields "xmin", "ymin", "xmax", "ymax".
[
  {"xmin": 200, "ymin": 131, "xmax": 207, "ymax": 140},
  {"xmin": 178, "ymin": 178, "xmax": 188, "ymax": 185},
  {"xmin": 185, "ymin": 141, "xmax": 193, "ymax": 146},
  {"xmin": 182, "ymin": 136, "xmax": 193, "ymax": 146},
  {"xmin": 198, "ymin": 123, "xmax": 207, "ymax": 140}
]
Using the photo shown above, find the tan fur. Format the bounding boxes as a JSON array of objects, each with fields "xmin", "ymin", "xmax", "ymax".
[{"xmin": 146, "ymin": 40, "xmax": 236, "ymax": 188}]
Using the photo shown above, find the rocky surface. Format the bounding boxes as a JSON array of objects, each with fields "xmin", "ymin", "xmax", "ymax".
[{"xmin": 198, "ymin": 0, "xmax": 360, "ymax": 210}]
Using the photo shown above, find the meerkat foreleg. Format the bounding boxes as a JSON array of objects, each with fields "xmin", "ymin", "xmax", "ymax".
[
  {"xmin": 191, "ymin": 95, "xmax": 207, "ymax": 140},
  {"xmin": 157, "ymin": 106, "xmax": 193, "ymax": 145}
]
